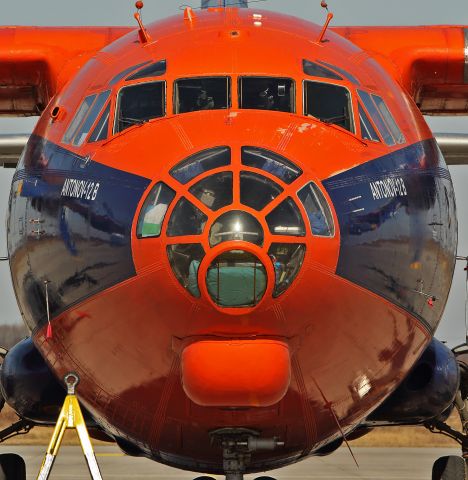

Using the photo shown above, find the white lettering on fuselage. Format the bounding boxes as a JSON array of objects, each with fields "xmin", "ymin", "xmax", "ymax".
[
  {"xmin": 61, "ymin": 178, "xmax": 100, "ymax": 201},
  {"xmin": 369, "ymin": 177, "xmax": 407, "ymax": 200}
]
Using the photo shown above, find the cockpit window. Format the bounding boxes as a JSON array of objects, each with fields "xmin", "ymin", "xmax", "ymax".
[
  {"xmin": 69, "ymin": 90, "xmax": 111, "ymax": 146},
  {"xmin": 240, "ymin": 171, "xmax": 283, "ymax": 211},
  {"xmin": 62, "ymin": 94, "xmax": 96, "ymax": 145},
  {"xmin": 137, "ymin": 182, "xmax": 176, "ymax": 238},
  {"xmin": 115, "ymin": 81, "xmax": 165, "ymax": 133},
  {"xmin": 109, "ymin": 61, "xmax": 150, "ymax": 86},
  {"xmin": 358, "ymin": 103, "xmax": 380, "ymax": 142},
  {"xmin": 174, "ymin": 77, "xmax": 230, "ymax": 114},
  {"xmin": 303, "ymin": 59, "xmax": 343, "ymax": 81},
  {"xmin": 316, "ymin": 60, "xmax": 360, "ymax": 86},
  {"xmin": 357, "ymin": 90, "xmax": 395, "ymax": 146},
  {"xmin": 239, "ymin": 77, "xmax": 295, "ymax": 113},
  {"xmin": 266, "ymin": 197, "xmax": 306, "ymax": 236},
  {"xmin": 269, "ymin": 243, "xmax": 306, "ymax": 297},
  {"xmin": 372, "ymin": 94, "xmax": 405, "ymax": 144},
  {"xmin": 189, "ymin": 172, "xmax": 233, "ymax": 211},
  {"xmin": 304, "ymin": 81, "xmax": 354, "ymax": 132},
  {"xmin": 170, "ymin": 147, "xmax": 231, "ymax": 184},
  {"xmin": 297, "ymin": 182, "xmax": 334, "ymax": 237},
  {"xmin": 167, "ymin": 197, "xmax": 208, "ymax": 237},
  {"xmin": 167, "ymin": 244, "xmax": 205, "ymax": 298},
  {"xmin": 126, "ymin": 60, "xmax": 166, "ymax": 81},
  {"xmin": 241, "ymin": 147, "xmax": 302, "ymax": 184},
  {"xmin": 88, "ymin": 102, "xmax": 111, "ymax": 143}
]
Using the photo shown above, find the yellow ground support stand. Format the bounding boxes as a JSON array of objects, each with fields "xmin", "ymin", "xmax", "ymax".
[{"xmin": 36, "ymin": 373, "xmax": 103, "ymax": 480}]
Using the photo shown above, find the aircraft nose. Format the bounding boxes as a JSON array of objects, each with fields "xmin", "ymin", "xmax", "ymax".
[
  {"xmin": 136, "ymin": 146, "xmax": 333, "ymax": 310},
  {"xmin": 165, "ymin": 203, "xmax": 307, "ymax": 311}
]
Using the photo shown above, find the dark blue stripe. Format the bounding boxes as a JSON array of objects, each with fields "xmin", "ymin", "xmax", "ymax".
[
  {"xmin": 8, "ymin": 135, "xmax": 151, "ymax": 331},
  {"xmin": 323, "ymin": 139, "xmax": 457, "ymax": 331}
]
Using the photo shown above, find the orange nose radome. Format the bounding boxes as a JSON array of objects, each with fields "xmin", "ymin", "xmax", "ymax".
[{"xmin": 181, "ymin": 339, "xmax": 291, "ymax": 407}]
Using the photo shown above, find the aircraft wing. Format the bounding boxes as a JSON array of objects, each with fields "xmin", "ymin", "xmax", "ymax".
[
  {"xmin": 332, "ymin": 26, "xmax": 468, "ymax": 115},
  {"xmin": 0, "ymin": 134, "xmax": 29, "ymax": 167},
  {"xmin": 1, "ymin": 133, "xmax": 468, "ymax": 167},
  {"xmin": 0, "ymin": 26, "xmax": 131, "ymax": 116}
]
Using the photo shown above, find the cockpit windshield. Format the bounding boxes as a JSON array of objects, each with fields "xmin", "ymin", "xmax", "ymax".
[
  {"xmin": 63, "ymin": 91, "xmax": 110, "ymax": 146},
  {"xmin": 174, "ymin": 77, "xmax": 230, "ymax": 114},
  {"xmin": 304, "ymin": 81, "xmax": 354, "ymax": 132},
  {"xmin": 239, "ymin": 77, "xmax": 295, "ymax": 113},
  {"xmin": 114, "ymin": 81, "xmax": 165, "ymax": 133}
]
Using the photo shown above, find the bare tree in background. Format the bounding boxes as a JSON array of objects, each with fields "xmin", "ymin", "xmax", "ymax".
[{"xmin": 0, "ymin": 325, "xmax": 28, "ymax": 349}]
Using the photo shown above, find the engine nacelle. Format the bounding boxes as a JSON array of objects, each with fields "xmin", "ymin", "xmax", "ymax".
[
  {"xmin": 364, "ymin": 338, "xmax": 459, "ymax": 426},
  {"xmin": 0, "ymin": 338, "xmax": 67, "ymax": 424}
]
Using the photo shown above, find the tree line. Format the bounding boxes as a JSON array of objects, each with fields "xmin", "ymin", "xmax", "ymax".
[{"xmin": 0, "ymin": 325, "xmax": 28, "ymax": 349}]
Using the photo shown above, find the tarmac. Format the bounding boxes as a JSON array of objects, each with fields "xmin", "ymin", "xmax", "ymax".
[{"xmin": 0, "ymin": 446, "xmax": 461, "ymax": 480}]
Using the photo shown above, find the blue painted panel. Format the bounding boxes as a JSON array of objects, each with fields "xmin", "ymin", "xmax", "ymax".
[
  {"xmin": 7, "ymin": 135, "xmax": 151, "ymax": 331},
  {"xmin": 323, "ymin": 139, "xmax": 457, "ymax": 331}
]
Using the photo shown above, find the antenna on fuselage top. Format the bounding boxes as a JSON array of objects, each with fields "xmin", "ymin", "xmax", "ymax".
[
  {"xmin": 134, "ymin": 1, "xmax": 151, "ymax": 44},
  {"xmin": 317, "ymin": 1, "xmax": 334, "ymax": 43}
]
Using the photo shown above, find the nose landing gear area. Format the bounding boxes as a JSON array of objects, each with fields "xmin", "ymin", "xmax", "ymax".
[{"xmin": 4, "ymin": 361, "xmax": 468, "ymax": 480}]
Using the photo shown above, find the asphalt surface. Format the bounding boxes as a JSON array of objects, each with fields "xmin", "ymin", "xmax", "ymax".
[{"xmin": 0, "ymin": 446, "xmax": 462, "ymax": 480}]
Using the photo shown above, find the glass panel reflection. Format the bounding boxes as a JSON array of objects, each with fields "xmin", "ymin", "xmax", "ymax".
[
  {"xmin": 209, "ymin": 210, "xmax": 264, "ymax": 247},
  {"xmin": 167, "ymin": 197, "xmax": 208, "ymax": 237},
  {"xmin": 241, "ymin": 147, "xmax": 302, "ymax": 184},
  {"xmin": 240, "ymin": 171, "xmax": 283, "ymax": 211},
  {"xmin": 137, "ymin": 182, "xmax": 176, "ymax": 238},
  {"xmin": 268, "ymin": 243, "xmax": 306, "ymax": 297},
  {"xmin": 115, "ymin": 81, "xmax": 165, "ymax": 133},
  {"xmin": 167, "ymin": 244, "xmax": 205, "ymax": 297},
  {"xmin": 297, "ymin": 182, "xmax": 334, "ymax": 237},
  {"xmin": 266, "ymin": 198, "xmax": 306, "ymax": 236},
  {"xmin": 170, "ymin": 147, "xmax": 231, "ymax": 185},
  {"xmin": 174, "ymin": 77, "xmax": 230, "ymax": 114},
  {"xmin": 189, "ymin": 172, "xmax": 233, "ymax": 211},
  {"xmin": 207, "ymin": 250, "xmax": 267, "ymax": 307}
]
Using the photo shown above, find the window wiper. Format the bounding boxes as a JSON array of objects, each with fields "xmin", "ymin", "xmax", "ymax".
[
  {"xmin": 119, "ymin": 117, "xmax": 147, "ymax": 127},
  {"xmin": 322, "ymin": 114, "xmax": 348, "ymax": 125},
  {"xmin": 307, "ymin": 114, "xmax": 367, "ymax": 146}
]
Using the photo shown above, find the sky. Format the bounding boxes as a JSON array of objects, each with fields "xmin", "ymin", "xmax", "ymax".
[{"xmin": 1, "ymin": 0, "xmax": 468, "ymax": 345}]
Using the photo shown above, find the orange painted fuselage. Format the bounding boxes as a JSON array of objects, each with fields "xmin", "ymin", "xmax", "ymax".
[{"xmin": 6, "ymin": 8, "xmax": 456, "ymax": 473}]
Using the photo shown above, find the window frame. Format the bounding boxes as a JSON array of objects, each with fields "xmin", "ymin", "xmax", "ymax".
[
  {"xmin": 88, "ymin": 101, "xmax": 111, "ymax": 144},
  {"xmin": 72, "ymin": 90, "xmax": 111, "ymax": 147},
  {"xmin": 241, "ymin": 146, "xmax": 303, "ymax": 185},
  {"xmin": 296, "ymin": 181, "xmax": 336, "ymax": 238},
  {"xmin": 302, "ymin": 79, "xmax": 356, "ymax": 134},
  {"xmin": 113, "ymin": 79, "xmax": 167, "ymax": 135},
  {"xmin": 62, "ymin": 93, "xmax": 97, "ymax": 145},
  {"xmin": 371, "ymin": 93, "xmax": 406, "ymax": 145},
  {"xmin": 136, "ymin": 181, "xmax": 176, "ymax": 239},
  {"xmin": 173, "ymin": 75, "xmax": 232, "ymax": 115},
  {"xmin": 238, "ymin": 75, "xmax": 296, "ymax": 114},
  {"xmin": 357, "ymin": 89, "xmax": 406, "ymax": 146},
  {"xmin": 357, "ymin": 101, "xmax": 381, "ymax": 144}
]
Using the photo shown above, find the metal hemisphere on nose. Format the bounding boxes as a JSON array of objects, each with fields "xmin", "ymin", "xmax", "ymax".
[{"xmin": 209, "ymin": 210, "xmax": 264, "ymax": 247}]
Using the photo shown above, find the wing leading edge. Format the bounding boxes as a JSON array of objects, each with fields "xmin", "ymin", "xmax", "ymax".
[
  {"xmin": 0, "ymin": 26, "xmax": 131, "ymax": 116},
  {"xmin": 332, "ymin": 26, "xmax": 468, "ymax": 115}
]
